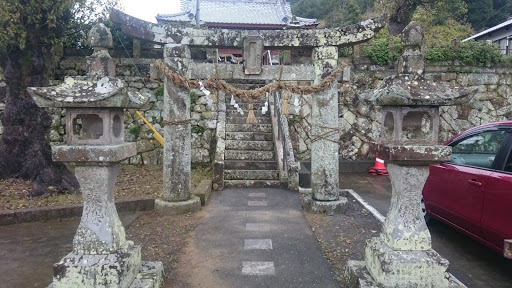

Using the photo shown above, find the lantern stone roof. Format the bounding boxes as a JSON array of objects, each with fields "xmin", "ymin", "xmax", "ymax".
[
  {"xmin": 361, "ymin": 74, "xmax": 476, "ymax": 106},
  {"xmin": 27, "ymin": 21, "xmax": 150, "ymax": 109},
  {"xmin": 156, "ymin": 0, "xmax": 318, "ymax": 29},
  {"xmin": 27, "ymin": 76, "xmax": 149, "ymax": 108}
]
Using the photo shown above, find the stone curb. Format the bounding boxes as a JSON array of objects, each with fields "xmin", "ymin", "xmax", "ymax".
[
  {"xmin": 193, "ymin": 179, "xmax": 212, "ymax": 206},
  {"xmin": 0, "ymin": 197, "xmax": 155, "ymax": 226}
]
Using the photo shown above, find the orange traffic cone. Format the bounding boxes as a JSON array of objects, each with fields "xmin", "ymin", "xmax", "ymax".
[{"xmin": 368, "ymin": 157, "xmax": 388, "ymax": 175}]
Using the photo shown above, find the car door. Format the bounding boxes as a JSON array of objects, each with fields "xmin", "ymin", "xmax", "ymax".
[
  {"xmin": 481, "ymin": 132, "xmax": 512, "ymax": 253},
  {"xmin": 424, "ymin": 130, "xmax": 507, "ymax": 236}
]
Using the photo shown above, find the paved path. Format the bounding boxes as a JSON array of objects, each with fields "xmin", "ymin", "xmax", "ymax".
[{"xmin": 177, "ymin": 187, "xmax": 338, "ymax": 288}]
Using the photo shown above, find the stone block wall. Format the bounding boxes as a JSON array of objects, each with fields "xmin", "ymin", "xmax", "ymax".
[
  {"xmin": 288, "ymin": 63, "xmax": 512, "ymax": 161},
  {"xmin": 1, "ymin": 50, "xmax": 510, "ymax": 165},
  {"xmin": 45, "ymin": 52, "xmax": 217, "ymax": 166}
]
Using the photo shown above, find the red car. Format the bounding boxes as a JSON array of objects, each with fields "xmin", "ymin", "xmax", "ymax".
[{"xmin": 422, "ymin": 121, "xmax": 512, "ymax": 258}]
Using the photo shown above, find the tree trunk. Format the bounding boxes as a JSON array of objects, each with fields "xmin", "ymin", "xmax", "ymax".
[
  {"xmin": 388, "ymin": 0, "xmax": 421, "ymax": 35},
  {"xmin": 0, "ymin": 44, "xmax": 79, "ymax": 196}
]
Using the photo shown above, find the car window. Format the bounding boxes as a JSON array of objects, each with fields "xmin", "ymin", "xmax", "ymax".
[
  {"xmin": 451, "ymin": 130, "xmax": 506, "ymax": 169},
  {"xmin": 504, "ymin": 148, "xmax": 512, "ymax": 172}
]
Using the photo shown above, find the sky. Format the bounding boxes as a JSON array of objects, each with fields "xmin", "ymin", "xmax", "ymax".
[{"xmin": 120, "ymin": 0, "xmax": 181, "ymax": 23}]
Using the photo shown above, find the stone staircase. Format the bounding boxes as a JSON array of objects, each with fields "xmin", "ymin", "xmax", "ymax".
[{"xmin": 223, "ymin": 95, "xmax": 284, "ymax": 188}]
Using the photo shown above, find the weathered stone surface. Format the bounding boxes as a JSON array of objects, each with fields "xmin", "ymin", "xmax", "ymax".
[
  {"xmin": 192, "ymin": 180, "xmax": 212, "ymax": 206},
  {"xmin": 365, "ymin": 237, "xmax": 451, "ymax": 288},
  {"xmin": 376, "ymin": 145, "xmax": 451, "ymax": 166},
  {"xmin": 224, "ymin": 160, "xmax": 277, "ymax": 170},
  {"xmin": 189, "ymin": 63, "xmax": 315, "ymax": 81},
  {"xmin": 243, "ymin": 36, "xmax": 263, "ymax": 75},
  {"xmin": 225, "ymin": 150, "xmax": 275, "ymax": 161},
  {"xmin": 224, "ymin": 170, "xmax": 279, "ymax": 180},
  {"xmin": 132, "ymin": 261, "xmax": 165, "ymax": 288},
  {"xmin": 52, "ymin": 241, "xmax": 141, "ymax": 288},
  {"xmin": 154, "ymin": 195, "xmax": 201, "ymax": 215},
  {"xmin": 191, "ymin": 148, "xmax": 210, "ymax": 163},
  {"xmin": 311, "ymin": 46, "xmax": 340, "ymax": 202},
  {"xmin": 225, "ymin": 140, "xmax": 273, "ymax": 151},
  {"xmin": 110, "ymin": 9, "xmax": 385, "ymax": 47},
  {"xmin": 226, "ymin": 124, "xmax": 272, "ymax": 133},
  {"xmin": 72, "ymin": 165, "xmax": 126, "ymax": 254},
  {"xmin": 52, "ymin": 143, "xmax": 137, "ymax": 164},
  {"xmin": 300, "ymin": 192, "xmax": 347, "ymax": 215},
  {"xmin": 223, "ymin": 179, "xmax": 286, "ymax": 189},
  {"xmin": 162, "ymin": 61, "xmax": 191, "ymax": 202},
  {"xmin": 141, "ymin": 149, "xmax": 161, "ymax": 165},
  {"xmin": 225, "ymin": 131, "xmax": 273, "ymax": 141},
  {"xmin": 380, "ymin": 164, "xmax": 431, "ymax": 250},
  {"xmin": 227, "ymin": 116, "xmax": 271, "ymax": 124}
]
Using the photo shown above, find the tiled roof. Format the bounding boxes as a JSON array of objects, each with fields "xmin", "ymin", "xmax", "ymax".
[{"xmin": 156, "ymin": 0, "xmax": 317, "ymax": 27}]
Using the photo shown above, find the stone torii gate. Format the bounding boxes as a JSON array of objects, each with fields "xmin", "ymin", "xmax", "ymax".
[{"xmin": 110, "ymin": 9, "xmax": 385, "ymax": 213}]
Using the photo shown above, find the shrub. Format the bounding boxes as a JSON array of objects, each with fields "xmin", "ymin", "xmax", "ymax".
[
  {"xmin": 426, "ymin": 40, "xmax": 504, "ymax": 66},
  {"xmin": 360, "ymin": 27, "xmax": 402, "ymax": 66}
]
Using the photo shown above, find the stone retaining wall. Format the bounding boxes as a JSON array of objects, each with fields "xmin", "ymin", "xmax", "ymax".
[
  {"xmin": 46, "ymin": 53, "xmax": 217, "ymax": 166},
  {"xmin": 2, "ymin": 52, "xmax": 510, "ymax": 164},
  {"xmin": 288, "ymin": 63, "xmax": 512, "ymax": 161}
]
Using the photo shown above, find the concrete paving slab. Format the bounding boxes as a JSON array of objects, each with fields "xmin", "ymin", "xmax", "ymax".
[{"xmin": 180, "ymin": 188, "xmax": 339, "ymax": 288}]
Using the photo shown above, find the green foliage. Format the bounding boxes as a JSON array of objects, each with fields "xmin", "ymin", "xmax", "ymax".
[
  {"xmin": 129, "ymin": 126, "xmax": 140, "ymax": 137},
  {"xmin": 463, "ymin": 0, "xmax": 512, "ymax": 30},
  {"xmin": 292, "ymin": 0, "xmax": 371, "ymax": 28},
  {"xmin": 0, "ymin": 0, "xmax": 74, "ymax": 51},
  {"xmin": 63, "ymin": 0, "xmax": 123, "ymax": 48},
  {"xmin": 428, "ymin": 0, "xmax": 468, "ymax": 25},
  {"xmin": 361, "ymin": 28, "xmax": 402, "ymax": 66},
  {"xmin": 426, "ymin": 40, "xmax": 504, "ymax": 66},
  {"xmin": 155, "ymin": 86, "xmax": 164, "ymax": 97},
  {"xmin": 425, "ymin": 42, "xmax": 457, "ymax": 63},
  {"xmin": 459, "ymin": 40, "xmax": 503, "ymax": 66},
  {"xmin": 0, "ymin": 0, "xmax": 122, "ymax": 52},
  {"xmin": 191, "ymin": 125, "xmax": 205, "ymax": 134},
  {"xmin": 190, "ymin": 91, "xmax": 200, "ymax": 103}
]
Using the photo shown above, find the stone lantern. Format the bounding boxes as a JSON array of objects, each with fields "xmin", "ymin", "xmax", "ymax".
[
  {"xmin": 28, "ymin": 21, "xmax": 163, "ymax": 288},
  {"xmin": 347, "ymin": 22, "xmax": 475, "ymax": 287}
]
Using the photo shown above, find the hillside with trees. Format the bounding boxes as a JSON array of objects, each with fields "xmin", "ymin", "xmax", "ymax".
[
  {"xmin": 292, "ymin": 0, "xmax": 512, "ymax": 66},
  {"xmin": 292, "ymin": 0, "xmax": 512, "ymax": 37}
]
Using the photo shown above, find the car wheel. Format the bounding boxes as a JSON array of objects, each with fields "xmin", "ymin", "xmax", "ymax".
[{"xmin": 421, "ymin": 197, "xmax": 431, "ymax": 223}]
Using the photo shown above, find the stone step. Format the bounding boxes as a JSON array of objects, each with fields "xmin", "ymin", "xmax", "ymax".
[
  {"xmin": 226, "ymin": 109, "xmax": 271, "ymax": 118},
  {"xmin": 224, "ymin": 170, "xmax": 279, "ymax": 180},
  {"xmin": 226, "ymin": 116, "xmax": 271, "ymax": 124},
  {"xmin": 224, "ymin": 160, "xmax": 278, "ymax": 170},
  {"xmin": 224, "ymin": 180, "xmax": 286, "ymax": 189},
  {"xmin": 226, "ymin": 83, "xmax": 266, "ymax": 91},
  {"xmin": 226, "ymin": 124, "xmax": 272, "ymax": 133},
  {"xmin": 225, "ymin": 150, "xmax": 275, "ymax": 161},
  {"xmin": 225, "ymin": 132, "xmax": 273, "ymax": 141},
  {"xmin": 225, "ymin": 140, "xmax": 274, "ymax": 151},
  {"xmin": 225, "ymin": 102, "xmax": 267, "ymax": 111}
]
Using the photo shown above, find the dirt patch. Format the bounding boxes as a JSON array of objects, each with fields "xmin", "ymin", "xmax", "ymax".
[
  {"xmin": 0, "ymin": 164, "xmax": 212, "ymax": 211},
  {"xmin": 304, "ymin": 198, "xmax": 381, "ymax": 286},
  {"xmin": 125, "ymin": 210, "xmax": 204, "ymax": 288}
]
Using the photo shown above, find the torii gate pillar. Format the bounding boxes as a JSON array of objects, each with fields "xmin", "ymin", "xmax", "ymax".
[
  {"xmin": 302, "ymin": 46, "xmax": 347, "ymax": 214},
  {"xmin": 155, "ymin": 43, "xmax": 201, "ymax": 215}
]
